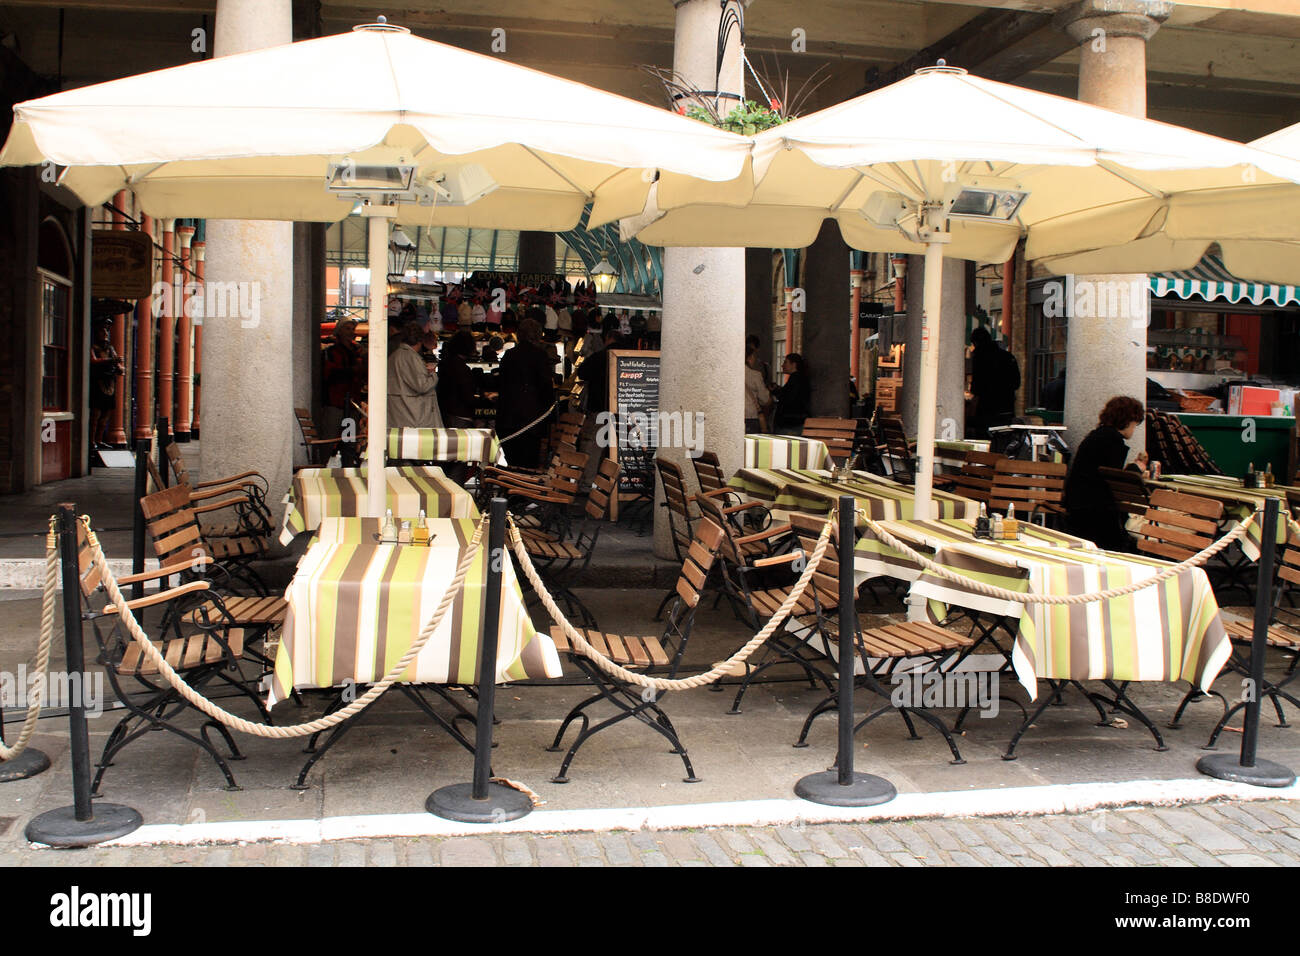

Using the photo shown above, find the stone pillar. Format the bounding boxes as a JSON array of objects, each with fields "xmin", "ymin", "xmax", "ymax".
[
  {"xmin": 201, "ymin": 0, "xmax": 294, "ymax": 506},
  {"xmin": 744, "ymin": 247, "xmax": 772, "ymax": 361},
  {"xmin": 901, "ymin": 255, "xmax": 966, "ymax": 443},
  {"xmin": 516, "ymin": 232, "xmax": 556, "ymax": 275},
  {"xmin": 801, "ymin": 220, "xmax": 850, "ymax": 418},
  {"xmin": 1057, "ymin": 0, "xmax": 1170, "ymax": 455},
  {"xmin": 655, "ymin": 0, "xmax": 747, "ymax": 559},
  {"xmin": 292, "ymin": 222, "xmax": 325, "ymax": 467}
]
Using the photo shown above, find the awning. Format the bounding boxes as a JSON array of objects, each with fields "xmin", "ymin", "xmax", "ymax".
[{"xmin": 1150, "ymin": 254, "xmax": 1300, "ymax": 308}]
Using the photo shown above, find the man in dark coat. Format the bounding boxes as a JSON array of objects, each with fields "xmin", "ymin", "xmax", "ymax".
[
  {"xmin": 496, "ymin": 317, "xmax": 555, "ymax": 468},
  {"xmin": 969, "ymin": 326, "xmax": 1020, "ymax": 437}
]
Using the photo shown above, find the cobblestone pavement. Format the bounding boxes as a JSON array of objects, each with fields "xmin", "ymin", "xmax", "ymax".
[{"xmin": 3, "ymin": 798, "xmax": 1299, "ymax": 866}]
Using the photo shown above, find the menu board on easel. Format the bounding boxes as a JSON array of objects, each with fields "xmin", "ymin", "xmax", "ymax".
[{"xmin": 606, "ymin": 349, "xmax": 660, "ymax": 520}]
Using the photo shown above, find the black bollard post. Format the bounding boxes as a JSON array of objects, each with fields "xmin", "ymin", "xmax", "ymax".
[
  {"xmin": 131, "ymin": 437, "xmax": 150, "ymax": 602},
  {"xmin": 24, "ymin": 505, "xmax": 143, "ymax": 846},
  {"xmin": 1199, "ymin": 497, "xmax": 1295, "ymax": 787},
  {"xmin": 427, "ymin": 498, "xmax": 532, "ymax": 822},
  {"xmin": 795, "ymin": 496, "xmax": 897, "ymax": 807},
  {"xmin": 157, "ymin": 418, "xmax": 170, "ymax": 487}
]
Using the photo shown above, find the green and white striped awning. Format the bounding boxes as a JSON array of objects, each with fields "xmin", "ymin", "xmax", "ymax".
[{"xmin": 1150, "ymin": 254, "xmax": 1300, "ymax": 308}]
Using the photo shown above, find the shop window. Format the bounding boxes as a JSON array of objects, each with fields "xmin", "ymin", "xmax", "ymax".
[
  {"xmin": 38, "ymin": 218, "xmax": 75, "ymax": 414},
  {"xmin": 1028, "ymin": 299, "xmax": 1067, "ymax": 407}
]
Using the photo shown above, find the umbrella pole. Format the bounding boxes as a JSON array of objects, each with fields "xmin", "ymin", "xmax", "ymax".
[
  {"xmin": 911, "ymin": 236, "xmax": 947, "ymax": 518},
  {"xmin": 364, "ymin": 205, "xmax": 396, "ymax": 517}
]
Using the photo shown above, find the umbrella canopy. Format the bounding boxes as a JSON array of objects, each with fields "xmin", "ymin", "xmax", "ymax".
[
  {"xmin": 1, "ymin": 19, "xmax": 751, "ymax": 516},
  {"xmin": 622, "ymin": 65, "xmax": 1300, "ymax": 513},
  {"xmin": 1043, "ymin": 120, "xmax": 1300, "ymax": 283}
]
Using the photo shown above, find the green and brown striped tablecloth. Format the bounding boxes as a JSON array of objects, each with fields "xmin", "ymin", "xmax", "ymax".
[
  {"xmin": 855, "ymin": 518, "xmax": 1229, "ymax": 699},
  {"xmin": 743, "ymin": 434, "xmax": 832, "ymax": 471},
  {"xmin": 1149, "ymin": 474, "xmax": 1283, "ymax": 561},
  {"xmin": 728, "ymin": 467, "xmax": 979, "ymax": 521},
  {"xmin": 387, "ymin": 427, "xmax": 503, "ymax": 464},
  {"xmin": 279, "ymin": 466, "xmax": 479, "ymax": 545},
  {"xmin": 270, "ymin": 517, "xmax": 561, "ymax": 705}
]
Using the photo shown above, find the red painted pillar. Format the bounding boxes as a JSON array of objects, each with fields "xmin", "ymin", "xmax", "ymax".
[
  {"xmin": 133, "ymin": 216, "xmax": 156, "ymax": 441},
  {"xmin": 174, "ymin": 224, "xmax": 196, "ymax": 440},
  {"xmin": 157, "ymin": 220, "xmax": 176, "ymax": 436},
  {"xmin": 107, "ymin": 191, "xmax": 129, "ymax": 446},
  {"xmin": 192, "ymin": 240, "xmax": 204, "ymax": 436}
]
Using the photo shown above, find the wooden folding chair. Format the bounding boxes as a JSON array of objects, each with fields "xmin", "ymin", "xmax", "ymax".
[
  {"xmin": 691, "ymin": 449, "xmax": 770, "ymax": 532},
  {"xmin": 517, "ymin": 459, "xmax": 618, "ymax": 628},
  {"xmin": 989, "ymin": 458, "xmax": 1067, "ymax": 524},
  {"xmin": 947, "ymin": 451, "xmax": 1004, "ymax": 507},
  {"xmin": 546, "ymin": 517, "xmax": 724, "ymax": 783},
  {"xmin": 1132, "ymin": 488, "xmax": 1253, "ymax": 601},
  {"xmin": 73, "ymin": 521, "xmax": 266, "ymax": 794},
  {"xmin": 876, "ymin": 415, "xmax": 916, "ymax": 483},
  {"xmin": 1098, "ymin": 465, "xmax": 1151, "ymax": 519},
  {"xmin": 801, "ymin": 417, "xmax": 858, "ymax": 467},
  {"xmin": 163, "ymin": 442, "xmax": 274, "ymax": 540},
  {"xmin": 294, "ymin": 407, "xmax": 340, "ymax": 467}
]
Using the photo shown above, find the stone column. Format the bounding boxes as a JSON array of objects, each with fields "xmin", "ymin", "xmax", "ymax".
[
  {"xmin": 901, "ymin": 255, "xmax": 966, "ymax": 443},
  {"xmin": 201, "ymin": 0, "xmax": 294, "ymax": 507},
  {"xmin": 655, "ymin": 0, "xmax": 747, "ymax": 558},
  {"xmin": 516, "ymin": 231, "xmax": 556, "ymax": 275},
  {"xmin": 801, "ymin": 220, "xmax": 851, "ymax": 418},
  {"xmin": 1057, "ymin": 0, "xmax": 1171, "ymax": 455}
]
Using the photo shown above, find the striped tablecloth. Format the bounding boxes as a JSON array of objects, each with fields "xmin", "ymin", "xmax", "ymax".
[
  {"xmin": 743, "ymin": 434, "xmax": 831, "ymax": 471},
  {"xmin": 855, "ymin": 518, "xmax": 1229, "ymax": 699},
  {"xmin": 387, "ymin": 427, "xmax": 503, "ymax": 464},
  {"xmin": 1149, "ymin": 474, "xmax": 1283, "ymax": 561},
  {"xmin": 279, "ymin": 466, "xmax": 479, "ymax": 545},
  {"xmin": 270, "ymin": 517, "xmax": 561, "ymax": 705},
  {"xmin": 728, "ymin": 468, "xmax": 979, "ymax": 521}
]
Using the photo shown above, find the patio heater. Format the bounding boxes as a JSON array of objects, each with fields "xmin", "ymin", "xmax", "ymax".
[
  {"xmin": 861, "ymin": 176, "xmax": 1027, "ymax": 516},
  {"xmin": 325, "ymin": 158, "xmax": 497, "ymax": 517}
]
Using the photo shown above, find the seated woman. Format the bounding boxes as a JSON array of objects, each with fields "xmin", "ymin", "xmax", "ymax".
[{"xmin": 1064, "ymin": 395, "xmax": 1149, "ymax": 552}]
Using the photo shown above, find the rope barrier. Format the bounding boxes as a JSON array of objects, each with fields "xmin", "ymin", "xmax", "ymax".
[
  {"xmin": 497, "ymin": 402, "xmax": 558, "ymax": 445},
  {"xmin": 79, "ymin": 513, "xmax": 487, "ymax": 738},
  {"xmin": 0, "ymin": 518, "xmax": 57, "ymax": 762},
  {"xmin": 507, "ymin": 512, "xmax": 834, "ymax": 691},
  {"xmin": 857, "ymin": 509, "xmax": 1257, "ymax": 606}
]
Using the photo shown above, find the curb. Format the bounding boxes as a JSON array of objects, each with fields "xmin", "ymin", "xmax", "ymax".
[{"xmin": 47, "ymin": 776, "xmax": 1299, "ymax": 848}]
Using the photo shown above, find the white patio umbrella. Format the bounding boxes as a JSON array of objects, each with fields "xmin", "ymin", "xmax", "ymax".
[
  {"xmin": 0, "ymin": 18, "xmax": 751, "ymax": 516},
  {"xmin": 1039, "ymin": 121, "xmax": 1300, "ymax": 283},
  {"xmin": 619, "ymin": 64, "xmax": 1300, "ymax": 514}
]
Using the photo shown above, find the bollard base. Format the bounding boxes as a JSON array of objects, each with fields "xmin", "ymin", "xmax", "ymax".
[
  {"xmin": 0, "ymin": 749, "xmax": 51, "ymax": 783},
  {"xmin": 25, "ymin": 803, "xmax": 143, "ymax": 847},
  {"xmin": 795, "ymin": 770, "xmax": 897, "ymax": 807},
  {"xmin": 426, "ymin": 782, "xmax": 532, "ymax": 824},
  {"xmin": 1197, "ymin": 753, "xmax": 1296, "ymax": 788}
]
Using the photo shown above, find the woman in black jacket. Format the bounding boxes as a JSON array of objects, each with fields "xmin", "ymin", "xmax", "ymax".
[
  {"xmin": 1064, "ymin": 395, "xmax": 1148, "ymax": 552},
  {"xmin": 495, "ymin": 317, "xmax": 555, "ymax": 468},
  {"xmin": 772, "ymin": 353, "xmax": 812, "ymax": 434}
]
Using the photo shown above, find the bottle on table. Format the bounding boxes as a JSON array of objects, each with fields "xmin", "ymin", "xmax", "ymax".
[
  {"xmin": 413, "ymin": 509, "xmax": 430, "ymax": 546},
  {"xmin": 380, "ymin": 508, "xmax": 398, "ymax": 543},
  {"xmin": 975, "ymin": 503, "xmax": 990, "ymax": 538}
]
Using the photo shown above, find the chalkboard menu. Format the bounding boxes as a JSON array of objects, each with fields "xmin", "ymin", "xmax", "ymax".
[{"xmin": 607, "ymin": 350, "xmax": 660, "ymax": 518}]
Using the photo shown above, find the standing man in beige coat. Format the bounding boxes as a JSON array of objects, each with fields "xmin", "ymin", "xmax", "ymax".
[{"xmin": 388, "ymin": 321, "xmax": 444, "ymax": 430}]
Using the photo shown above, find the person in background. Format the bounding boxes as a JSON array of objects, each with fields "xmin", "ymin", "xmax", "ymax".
[
  {"xmin": 388, "ymin": 320, "xmax": 443, "ymax": 429},
  {"xmin": 969, "ymin": 325, "xmax": 1021, "ymax": 437},
  {"xmin": 480, "ymin": 334, "xmax": 504, "ymax": 366},
  {"xmin": 496, "ymin": 317, "xmax": 554, "ymax": 468},
  {"xmin": 745, "ymin": 334, "xmax": 771, "ymax": 389},
  {"xmin": 744, "ymin": 341, "xmax": 771, "ymax": 434},
  {"xmin": 772, "ymin": 352, "xmax": 811, "ymax": 433},
  {"xmin": 437, "ymin": 330, "xmax": 479, "ymax": 428},
  {"xmin": 1064, "ymin": 395, "xmax": 1146, "ymax": 552},
  {"xmin": 89, "ymin": 322, "xmax": 124, "ymax": 449},
  {"xmin": 576, "ymin": 315, "xmax": 622, "ymax": 490},
  {"xmin": 321, "ymin": 317, "xmax": 365, "ymax": 436},
  {"xmin": 1042, "ymin": 365, "xmax": 1067, "ymax": 412}
]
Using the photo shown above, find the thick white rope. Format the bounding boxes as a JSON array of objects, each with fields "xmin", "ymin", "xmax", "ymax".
[
  {"xmin": 858, "ymin": 510, "xmax": 1256, "ymax": 605},
  {"xmin": 507, "ymin": 512, "xmax": 834, "ymax": 691},
  {"xmin": 82, "ymin": 514, "xmax": 486, "ymax": 738},
  {"xmin": 0, "ymin": 518, "xmax": 57, "ymax": 761}
]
